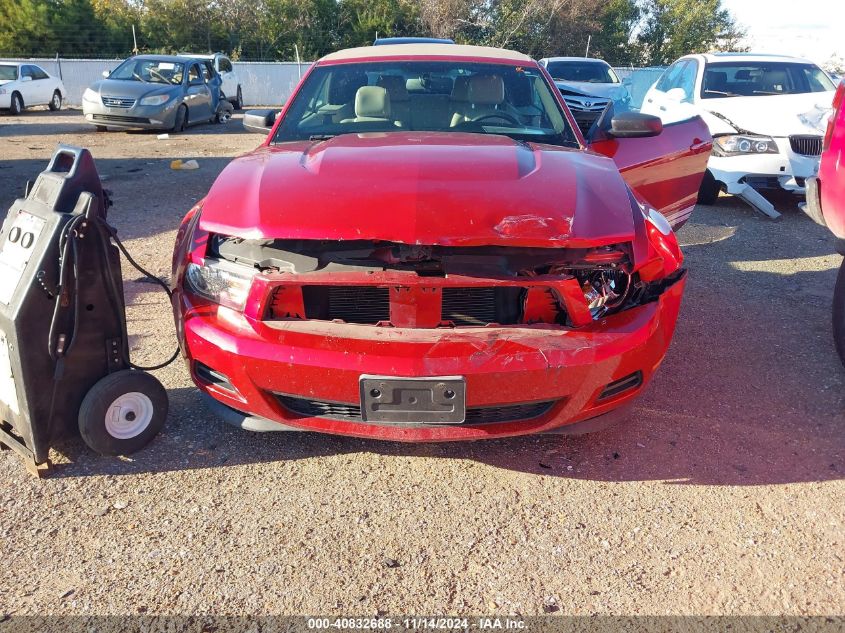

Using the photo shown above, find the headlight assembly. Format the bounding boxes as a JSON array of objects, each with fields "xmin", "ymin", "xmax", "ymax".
[
  {"xmin": 139, "ymin": 94, "xmax": 171, "ymax": 106},
  {"xmin": 184, "ymin": 260, "xmax": 256, "ymax": 311},
  {"xmin": 82, "ymin": 88, "xmax": 100, "ymax": 103},
  {"xmin": 713, "ymin": 134, "xmax": 779, "ymax": 157}
]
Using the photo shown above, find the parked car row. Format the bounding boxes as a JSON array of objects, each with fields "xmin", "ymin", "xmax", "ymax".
[{"xmin": 2, "ymin": 52, "xmax": 243, "ymax": 133}]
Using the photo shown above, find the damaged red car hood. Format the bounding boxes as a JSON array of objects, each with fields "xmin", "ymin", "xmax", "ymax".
[{"xmin": 199, "ymin": 132, "xmax": 636, "ymax": 247}]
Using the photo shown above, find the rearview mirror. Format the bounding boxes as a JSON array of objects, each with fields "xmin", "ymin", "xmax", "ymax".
[
  {"xmin": 102, "ymin": 70, "xmax": 110, "ymax": 78},
  {"xmin": 243, "ymin": 109, "xmax": 277, "ymax": 134},
  {"xmin": 608, "ymin": 111, "xmax": 663, "ymax": 138}
]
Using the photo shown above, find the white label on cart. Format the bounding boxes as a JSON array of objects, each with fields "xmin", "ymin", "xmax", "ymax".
[
  {"xmin": 0, "ymin": 333, "xmax": 19, "ymax": 415},
  {"xmin": 0, "ymin": 212, "xmax": 46, "ymax": 305}
]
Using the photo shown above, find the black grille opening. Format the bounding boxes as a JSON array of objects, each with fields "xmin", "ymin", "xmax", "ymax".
[
  {"xmin": 195, "ymin": 361, "xmax": 236, "ymax": 393},
  {"xmin": 91, "ymin": 114, "xmax": 150, "ymax": 124},
  {"xmin": 597, "ymin": 371, "xmax": 643, "ymax": 402},
  {"xmin": 789, "ymin": 135, "xmax": 822, "ymax": 156},
  {"xmin": 303, "ymin": 286, "xmax": 390, "ymax": 324},
  {"xmin": 441, "ymin": 287, "xmax": 521, "ymax": 326},
  {"xmin": 276, "ymin": 394, "xmax": 556, "ymax": 425}
]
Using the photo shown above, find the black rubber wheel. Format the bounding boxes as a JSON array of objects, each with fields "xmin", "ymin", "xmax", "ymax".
[
  {"xmin": 172, "ymin": 104, "xmax": 188, "ymax": 132},
  {"xmin": 833, "ymin": 258, "xmax": 845, "ymax": 368},
  {"xmin": 234, "ymin": 86, "xmax": 243, "ymax": 110},
  {"xmin": 78, "ymin": 370, "xmax": 168, "ymax": 456},
  {"xmin": 697, "ymin": 169, "xmax": 722, "ymax": 205},
  {"xmin": 48, "ymin": 90, "xmax": 62, "ymax": 111},
  {"xmin": 9, "ymin": 92, "xmax": 23, "ymax": 115}
]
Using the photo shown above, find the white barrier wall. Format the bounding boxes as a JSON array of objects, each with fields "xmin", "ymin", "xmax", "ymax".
[{"xmin": 1, "ymin": 58, "xmax": 663, "ymax": 110}]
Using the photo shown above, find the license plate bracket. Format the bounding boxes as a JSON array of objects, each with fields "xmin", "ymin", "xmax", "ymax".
[{"xmin": 359, "ymin": 375, "xmax": 466, "ymax": 424}]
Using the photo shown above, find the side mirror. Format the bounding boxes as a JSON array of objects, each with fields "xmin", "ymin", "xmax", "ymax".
[
  {"xmin": 665, "ymin": 87, "xmax": 685, "ymax": 102},
  {"xmin": 102, "ymin": 70, "xmax": 110, "ymax": 78},
  {"xmin": 608, "ymin": 111, "xmax": 663, "ymax": 138},
  {"xmin": 243, "ymin": 109, "xmax": 277, "ymax": 134},
  {"xmin": 20, "ymin": 76, "xmax": 32, "ymax": 82}
]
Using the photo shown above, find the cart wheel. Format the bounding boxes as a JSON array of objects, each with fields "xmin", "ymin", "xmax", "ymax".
[{"xmin": 78, "ymin": 370, "xmax": 168, "ymax": 456}]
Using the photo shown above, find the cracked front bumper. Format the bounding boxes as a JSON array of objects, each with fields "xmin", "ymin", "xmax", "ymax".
[
  {"xmin": 175, "ymin": 274, "xmax": 686, "ymax": 441},
  {"xmin": 709, "ymin": 137, "xmax": 821, "ymax": 195}
]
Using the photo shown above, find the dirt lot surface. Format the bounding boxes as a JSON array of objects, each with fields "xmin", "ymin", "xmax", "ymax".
[{"xmin": 0, "ymin": 109, "xmax": 843, "ymax": 617}]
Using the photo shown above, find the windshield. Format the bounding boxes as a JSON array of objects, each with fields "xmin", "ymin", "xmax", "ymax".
[
  {"xmin": 272, "ymin": 61, "xmax": 578, "ymax": 147},
  {"xmin": 0, "ymin": 65, "xmax": 18, "ymax": 81},
  {"xmin": 545, "ymin": 61, "xmax": 618, "ymax": 84},
  {"xmin": 702, "ymin": 62, "xmax": 835, "ymax": 98},
  {"xmin": 109, "ymin": 58, "xmax": 185, "ymax": 85}
]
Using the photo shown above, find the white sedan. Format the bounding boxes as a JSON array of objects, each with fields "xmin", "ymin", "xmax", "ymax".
[
  {"xmin": 641, "ymin": 53, "xmax": 836, "ymax": 217},
  {"xmin": 0, "ymin": 62, "xmax": 66, "ymax": 115}
]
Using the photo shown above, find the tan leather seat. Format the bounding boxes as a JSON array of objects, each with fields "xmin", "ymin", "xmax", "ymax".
[
  {"xmin": 450, "ymin": 74, "xmax": 506, "ymax": 127},
  {"xmin": 341, "ymin": 86, "xmax": 400, "ymax": 128},
  {"xmin": 377, "ymin": 75, "xmax": 410, "ymax": 127}
]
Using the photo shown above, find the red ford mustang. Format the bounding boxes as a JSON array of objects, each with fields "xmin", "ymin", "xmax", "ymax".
[{"xmin": 171, "ymin": 44, "xmax": 711, "ymax": 441}]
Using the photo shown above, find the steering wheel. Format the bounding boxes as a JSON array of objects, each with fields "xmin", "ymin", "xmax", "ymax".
[
  {"xmin": 470, "ymin": 112, "xmax": 521, "ymax": 126},
  {"xmin": 148, "ymin": 68, "xmax": 169, "ymax": 83}
]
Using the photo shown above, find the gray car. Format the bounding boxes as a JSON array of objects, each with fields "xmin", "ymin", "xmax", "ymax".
[{"xmin": 82, "ymin": 55, "xmax": 222, "ymax": 132}]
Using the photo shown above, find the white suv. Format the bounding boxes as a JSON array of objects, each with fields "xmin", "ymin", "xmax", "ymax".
[
  {"xmin": 642, "ymin": 53, "xmax": 836, "ymax": 216},
  {"xmin": 183, "ymin": 53, "xmax": 242, "ymax": 109}
]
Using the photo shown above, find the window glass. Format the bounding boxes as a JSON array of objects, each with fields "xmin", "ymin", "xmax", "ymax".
[
  {"xmin": 109, "ymin": 58, "xmax": 185, "ymax": 85},
  {"xmin": 30, "ymin": 65, "xmax": 49, "ymax": 80},
  {"xmin": 188, "ymin": 64, "xmax": 202, "ymax": 83},
  {"xmin": 677, "ymin": 60, "xmax": 697, "ymax": 102},
  {"xmin": 21, "ymin": 65, "xmax": 34, "ymax": 79},
  {"xmin": 544, "ymin": 61, "xmax": 619, "ymax": 84},
  {"xmin": 655, "ymin": 62, "xmax": 685, "ymax": 92},
  {"xmin": 0, "ymin": 65, "xmax": 19, "ymax": 80},
  {"xmin": 219, "ymin": 57, "xmax": 232, "ymax": 73},
  {"xmin": 273, "ymin": 60, "xmax": 578, "ymax": 147},
  {"xmin": 701, "ymin": 61, "xmax": 836, "ymax": 98}
]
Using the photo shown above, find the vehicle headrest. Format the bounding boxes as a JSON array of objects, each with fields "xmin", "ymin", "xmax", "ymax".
[
  {"xmin": 377, "ymin": 75, "xmax": 409, "ymax": 102},
  {"xmin": 705, "ymin": 71, "xmax": 727, "ymax": 91},
  {"xmin": 355, "ymin": 86, "xmax": 391, "ymax": 119},
  {"xmin": 735, "ymin": 69, "xmax": 753, "ymax": 81},
  {"xmin": 505, "ymin": 74, "xmax": 532, "ymax": 107},
  {"xmin": 329, "ymin": 71, "xmax": 368, "ymax": 104},
  {"xmin": 451, "ymin": 76, "xmax": 471, "ymax": 102},
  {"xmin": 468, "ymin": 75, "xmax": 504, "ymax": 105}
]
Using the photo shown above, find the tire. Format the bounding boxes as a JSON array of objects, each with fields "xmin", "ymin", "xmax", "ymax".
[
  {"xmin": 233, "ymin": 86, "xmax": 243, "ymax": 110},
  {"xmin": 78, "ymin": 370, "xmax": 168, "ymax": 456},
  {"xmin": 9, "ymin": 92, "xmax": 23, "ymax": 115},
  {"xmin": 833, "ymin": 258, "xmax": 845, "ymax": 368},
  {"xmin": 48, "ymin": 90, "xmax": 62, "ymax": 111},
  {"xmin": 697, "ymin": 169, "xmax": 722, "ymax": 205},
  {"xmin": 172, "ymin": 104, "xmax": 188, "ymax": 132}
]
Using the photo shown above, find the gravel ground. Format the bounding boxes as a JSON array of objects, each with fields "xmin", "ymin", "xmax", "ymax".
[{"xmin": 0, "ymin": 109, "xmax": 843, "ymax": 617}]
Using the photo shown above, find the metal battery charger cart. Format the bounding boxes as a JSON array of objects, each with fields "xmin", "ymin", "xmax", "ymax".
[{"xmin": 0, "ymin": 146, "xmax": 174, "ymax": 476}]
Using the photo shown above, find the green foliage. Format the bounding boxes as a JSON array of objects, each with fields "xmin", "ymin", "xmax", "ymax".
[{"xmin": 0, "ymin": 0, "xmax": 744, "ymax": 63}]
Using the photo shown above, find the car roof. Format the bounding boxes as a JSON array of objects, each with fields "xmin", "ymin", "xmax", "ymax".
[
  {"xmin": 179, "ymin": 53, "xmax": 226, "ymax": 60},
  {"xmin": 686, "ymin": 52, "xmax": 816, "ymax": 65},
  {"xmin": 320, "ymin": 43, "xmax": 533, "ymax": 63},
  {"xmin": 542, "ymin": 57, "xmax": 611, "ymax": 65},
  {"xmin": 131, "ymin": 54, "xmax": 202, "ymax": 63}
]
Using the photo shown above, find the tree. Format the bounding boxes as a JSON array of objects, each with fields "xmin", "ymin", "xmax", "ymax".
[
  {"xmin": 0, "ymin": 0, "xmax": 55, "ymax": 57},
  {"xmin": 635, "ymin": 0, "xmax": 745, "ymax": 66}
]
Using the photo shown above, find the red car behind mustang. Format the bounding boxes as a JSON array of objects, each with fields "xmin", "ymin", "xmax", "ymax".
[{"xmin": 171, "ymin": 43, "xmax": 712, "ymax": 441}]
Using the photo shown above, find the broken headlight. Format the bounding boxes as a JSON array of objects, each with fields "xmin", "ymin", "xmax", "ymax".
[
  {"xmin": 713, "ymin": 134, "xmax": 779, "ymax": 157},
  {"xmin": 184, "ymin": 259, "xmax": 256, "ymax": 311},
  {"xmin": 578, "ymin": 269, "xmax": 631, "ymax": 319}
]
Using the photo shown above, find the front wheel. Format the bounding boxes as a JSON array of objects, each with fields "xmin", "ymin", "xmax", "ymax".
[
  {"xmin": 48, "ymin": 90, "xmax": 62, "ymax": 111},
  {"xmin": 234, "ymin": 86, "xmax": 243, "ymax": 110},
  {"xmin": 9, "ymin": 92, "xmax": 23, "ymax": 115},
  {"xmin": 78, "ymin": 370, "xmax": 168, "ymax": 456},
  {"xmin": 697, "ymin": 169, "xmax": 722, "ymax": 205},
  {"xmin": 832, "ymin": 258, "xmax": 845, "ymax": 368},
  {"xmin": 172, "ymin": 104, "xmax": 188, "ymax": 132}
]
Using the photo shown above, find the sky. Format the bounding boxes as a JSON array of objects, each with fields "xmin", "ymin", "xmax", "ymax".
[{"xmin": 723, "ymin": 0, "xmax": 845, "ymax": 65}]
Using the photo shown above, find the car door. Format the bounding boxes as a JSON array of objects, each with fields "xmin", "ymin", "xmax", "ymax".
[
  {"xmin": 641, "ymin": 60, "xmax": 686, "ymax": 117},
  {"xmin": 588, "ymin": 106, "xmax": 712, "ymax": 228},
  {"xmin": 217, "ymin": 56, "xmax": 236, "ymax": 99},
  {"xmin": 18, "ymin": 66, "xmax": 40, "ymax": 105},
  {"xmin": 29, "ymin": 65, "xmax": 53, "ymax": 104},
  {"xmin": 185, "ymin": 62, "xmax": 213, "ymax": 122}
]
